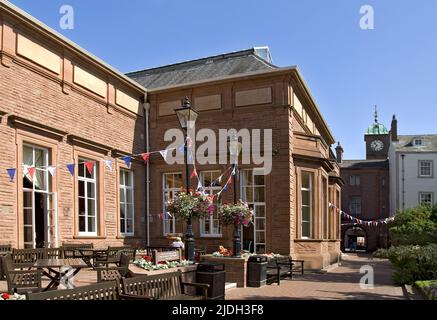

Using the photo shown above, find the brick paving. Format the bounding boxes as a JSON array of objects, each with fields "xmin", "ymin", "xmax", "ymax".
[{"xmin": 226, "ymin": 253, "xmax": 407, "ymax": 300}]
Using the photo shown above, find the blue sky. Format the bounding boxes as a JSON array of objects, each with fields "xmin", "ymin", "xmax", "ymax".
[{"xmin": 8, "ymin": 0, "xmax": 437, "ymax": 159}]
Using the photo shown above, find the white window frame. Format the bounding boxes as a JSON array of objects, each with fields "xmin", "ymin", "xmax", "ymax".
[
  {"xmin": 349, "ymin": 175, "xmax": 360, "ymax": 186},
  {"xmin": 414, "ymin": 139, "xmax": 423, "ymax": 146},
  {"xmin": 419, "ymin": 192, "xmax": 433, "ymax": 206},
  {"xmin": 300, "ymin": 172, "xmax": 312, "ymax": 239},
  {"xmin": 199, "ymin": 171, "xmax": 222, "ymax": 237},
  {"xmin": 78, "ymin": 159, "xmax": 98, "ymax": 236},
  {"xmin": 162, "ymin": 173, "xmax": 183, "ymax": 236},
  {"xmin": 418, "ymin": 160, "xmax": 433, "ymax": 178},
  {"xmin": 120, "ymin": 169, "xmax": 135, "ymax": 236}
]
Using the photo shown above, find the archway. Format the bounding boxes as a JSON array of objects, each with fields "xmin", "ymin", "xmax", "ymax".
[{"xmin": 344, "ymin": 225, "xmax": 367, "ymax": 252}]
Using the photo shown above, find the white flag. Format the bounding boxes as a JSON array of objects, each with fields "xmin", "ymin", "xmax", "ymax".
[
  {"xmin": 104, "ymin": 160, "xmax": 113, "ymax": 171},
  {"xmin": 47, "ymin": 166, "xmax": 57, "ymax": 177},
  {"xmin": 160, "ymin": 150, "xmax": 168, "ymax": 160},
  {"xmin": 197, "ymin": 180, "xmax": 203, "ymax": 191}
]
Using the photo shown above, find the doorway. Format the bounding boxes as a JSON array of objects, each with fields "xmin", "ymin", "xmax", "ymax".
[{"xmin": 344, "ymin": 226, "xmax": 367, "ymax": 252}]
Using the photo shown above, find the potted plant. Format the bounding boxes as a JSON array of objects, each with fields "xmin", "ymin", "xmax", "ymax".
[{"xmin": 219, "ymin": 201, "xmax": 254, "ymax": 257}]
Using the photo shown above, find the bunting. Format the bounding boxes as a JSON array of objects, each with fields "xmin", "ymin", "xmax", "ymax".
[
  {"xmin": 103, "ymin": 160, "xmax": 113, "ymax": 171},
  {"xmin": 190, "ymin": 168, "xmax": 198, "ymax": 179},
  {"xmin": 27, "ymin": 167, "xmax": 36, "ymax": 181},
  {"xmin": 47, "ymin": 166, "xmax": 56, "ymax": 177},
  {"xmin": 122, "ymin": 156, "xmax": 132, "ymax": 169},
  {"xmin": 67, "ymin": 164, "xmax": 75, "ymax": 176},
  {"xmin": 160, "ymin": 150, "xmax": 168, "ymax": 161},
  {"xmin": 141, "ymin": 153, "xmax": 150, "ymax": 163},
  {"xmin": 6, "ymin": 169, "xmax": 16, "ymax": 182},
  {"xmin": 85, "ymin": 161, "xmax": 94, "ymax": 175},
  {"xmin": 329, "ymin": 203, "xmax": 395, "ymax": 227}
]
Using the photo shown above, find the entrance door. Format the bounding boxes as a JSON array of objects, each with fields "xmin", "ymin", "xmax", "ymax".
[{"xmin": 22, "ymin": 144, "xmax": 56, "ymax": 248}]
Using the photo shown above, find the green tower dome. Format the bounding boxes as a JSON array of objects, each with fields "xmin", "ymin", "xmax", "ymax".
[{"xmin": 365, "ymin": 105, "xmax": 389, "ymax": 135}]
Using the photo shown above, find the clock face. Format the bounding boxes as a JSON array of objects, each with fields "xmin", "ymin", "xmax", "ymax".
[{"xmin": 371, "ymin": 140, "xmax": 384, "ymax": 151}]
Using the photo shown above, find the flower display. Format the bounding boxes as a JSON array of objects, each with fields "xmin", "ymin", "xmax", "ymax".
[
  {"xmin": 166, "ymin": 190, "xmax": 212, "ymax": 221},
  {"xmin": 0, "ymin": 293, "xmax": 26, "ymax": 300},
  {"xmin": 133, "ymin": 258, "xmax": 194, "ymax": 271},
  {"xmin": 219, "ymin": 201, "xmax": 254, "ymax": 226}
]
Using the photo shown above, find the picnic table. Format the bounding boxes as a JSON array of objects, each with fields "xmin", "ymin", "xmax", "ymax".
[{"xmin": 34, "ymin": 258, "xmax": 88, "ymax": 291}]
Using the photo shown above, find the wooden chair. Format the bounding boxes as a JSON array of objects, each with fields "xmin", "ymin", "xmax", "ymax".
[
  {"xmin": 1, "ymin": 254, "xmax": 42, "ymax": 294},
  {"xmin": 61, "ymin": 243, "xmax": 94, "ymax": 259},
  {"xmin": 106, "ymin": 246, "xmax": 136, "ymax": 265},
  {"xmin": 0, "ymin": 244, "xmax": 12, "ymax": 280},
  {"xmin": 95, "ymin": 253, "xmax": 130, "ymax": 282},
  {"xmin": 11, "ymin": 248, "xmax": 46, "ymax": 269},
  {"xmin": 26, "ymin": 280, "xmax": 120, "ymax": 300},
  {"xmin": 121, "ymin": 271, "xmax": 210, "ymax": 300}
]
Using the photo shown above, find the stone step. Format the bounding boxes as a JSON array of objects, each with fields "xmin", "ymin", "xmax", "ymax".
[{"xmin": 225, "ymin": 282, "xmax": 237, "ymax": 290}]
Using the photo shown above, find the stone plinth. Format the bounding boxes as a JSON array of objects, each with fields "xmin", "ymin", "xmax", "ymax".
[{"xmin": 200, "ymin": 255, "xmax": 248, "ymax": 288}]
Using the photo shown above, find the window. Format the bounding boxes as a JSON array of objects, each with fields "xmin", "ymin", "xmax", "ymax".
[
  {"xmin": 163, "ymin": 173, "xmax": 183, "ymax": 235},
  {"xmin": 414, "ymin": 139, "xmax": 423, "ymax": 146},
  {"xmin": 419, "ymin": 160, "xmax": 433, "ymax": 177},
  {"xmin": 241, "ymin": 169, "xmax": 266, "ymax": 253},
  {"xmin": 349, "ymin": 196, "xmax": 361, "ymax": 215},
  {"xmin": 301, "ymin": 172, "xmax": 313, "ymax": 238},
  {"xmin": 419, "ymin": 192, "xmax": 433, "ymax": 206},
  {"xmin": 78, "ymin": 159, "xmax": 97, "ymax": 235},
  {"xmin": 349, "ymin": 175, "xmax": 360, "ymax": 186},
  {"xmin": 120, "ymin": 169, "xmax": 134, "ymax": 236},
  {"xmin": 199, "ymin": 171, "xmax": 222, "ymax": 237}
]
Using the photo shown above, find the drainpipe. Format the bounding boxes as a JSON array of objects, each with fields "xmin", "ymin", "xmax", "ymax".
[
  {"xmin": 143, "ymin": 98, "xmax": 151, "ymax": 247},
  {"xmin": 401, "ymin": 154, "xmax": 405, "ymax": 210}
]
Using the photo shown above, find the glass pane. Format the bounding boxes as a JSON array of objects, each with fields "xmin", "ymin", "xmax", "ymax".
[
  {"xmin": 79, "ymin": 197, "xmax": 85, "ymax": 215},
  {"xmin": 87, "ymin": 199, "xmax": 96, "ymax": 216},
  {"xmin": 203, "ymin": 172, "xmax": 213, "ymax": 187},
  {"xmin": 120, "ymin": 188, "xmax": 125, "ymax": 203},
  {"xmin": 256, "ymin": 245, "xmax": 266, "ymax": 254},
  {"xmin": 254, "ymin": 187, "xmax": 264, "ymax": 202},
  {"xmin": 88, "ymin": 217, "xmax": 96, "ymax": 233},
  {"xmin": 255, "ymin": 219, "xmax": 265, "ymax": 231},
  {"xmin": 243, "ymin": 187, "xmax": 253, "ymax": 202},
  {"xmin": 120, "ymin": 218, "xmax": 125, "ymax": 233},
  {"xmin": 302, "ymin": 206, "xmax": 311, "ymax": 222},
  {"xmin": 302, "ymin": 221, "xmax": 310, "ymax": 237},
  {"xmin": 23, "ymin": 146, "xmax": 33, "ymax": 166},
  {"xmin": 24, "ymin": 192, "xmax": 32, "ymax": 208},
  {"xmin": 87, "ymin": 182, "xmax": 95, "ymax": 199},
  {"xmin": 120, "ymin": 204, "xmax": 125, "ymax": 219},
  {"xmin": 256, "ymin": 231, "xmax": 265, "ymax": 243},
  {"xmin": 24, "ymin": 226, "xmax": 33, "ymax": 243},
  {"xmin": 126, "ymin": 219, "xmax": 133, "ymax": 233},
  {"xmin": 24, "ymin": 209, "xmax": 33, "ymax": 225},
  {"xmin": 34, "ymin": 169, "xmax": 47, "ymax": 191},
  {"xmin": 302, "ymin": 190, "xmax": 310, "ymax": 206},
  {"xmin": 302, "ymin": 172, "xmax": 310, "ymax": 189},
  {"xmin": 174, "ymin": 174, "xmax": 183, "ymax": 188},
  {"xmin": 85, "ymin": 163, "xmax": 95, "ymax": 179},
  {"xmin": 126, "ymin": 204, "xmax": 134, "ymax": 220},
  {"xmin": 254, "ymin": 174, "xmax": 264, "ymax": 186},
  {"xmin": 125, "ymin": 172, "xmax": 131, "ymax": 187},
  {"xmin": 79, "ymin": 215, "xmax": 86, "ymax": 232},
  {"xmin": 256, "ymin": 206, "xmax": 265, "ymax": 217},
  {"xmin": 204, "ymin": 219, "xmax": 210, "ymax": 234},
  {"xmin": 242, "ymin": 170, "xmax": 253, "ymax": 186},
  {"xmin": 78, "ymin": 180, "xmax": 85, "ymax": 197},
  {"xmin": 119, "ymin": 171, "xmax": 125, "ymax": 186},
  {"xmin": 78, "ymin": 162, "xmax": 85, "ymax": 178},
  {"xmin": 34, "ymin": 148, "xmax": 45, "ymax": 167},
  {"xmin": 126, "ymin": 189, "xmax": 133, "ymax": 203}
]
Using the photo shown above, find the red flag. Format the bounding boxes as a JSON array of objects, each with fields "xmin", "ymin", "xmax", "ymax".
[
  {"xmin": 27, "ymin": 167, "xmax": 36, "ymax": 180},
  {"xmin": 141, "ymin": 153, "xmax": 150, "ymax": 163},
  {"xmin": 190, "ymin": 168, "xmax": 197, "ymax": 179},
  {"xmin": 85, "ymin": 161, "xmax": 94, "ymax": 175}
]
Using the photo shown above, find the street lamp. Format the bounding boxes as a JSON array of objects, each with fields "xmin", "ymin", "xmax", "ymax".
[
  {"xmin": 175, "ymin": 97, "xmax": 198, "ymax": 261},
  {"xmin": 228, "ymin": 134, "xmax": 242, "ymax": 257}
]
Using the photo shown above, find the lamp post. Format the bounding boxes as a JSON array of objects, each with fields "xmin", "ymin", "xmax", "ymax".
[
  {"xmin": 175, "ymin": 97, "xmax": 198, "ymax": 261},
  {"xmin": 229, "ymin": 135, "xmax": 242, "ymax": 257}
]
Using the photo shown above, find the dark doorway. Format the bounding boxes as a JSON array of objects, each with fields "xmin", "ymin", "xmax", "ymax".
[{"xmin": 35, "ymin": 193, "xmax": 45, "ymax": 248}]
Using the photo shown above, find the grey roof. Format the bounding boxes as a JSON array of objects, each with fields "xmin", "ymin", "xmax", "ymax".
[
  {"xmin": 126, "ymin": 48, "xmax": 277, "ymax": 89},
  {"xmin": 393, "ymin": 134, "xmax": 437, "ymax": 152},
  {"xmin": 340, "ymin": 159, "xmax": 389, "ymax": 169}
]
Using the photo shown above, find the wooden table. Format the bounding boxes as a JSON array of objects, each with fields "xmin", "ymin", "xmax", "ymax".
[{"xmin": 34, "ymin": 258, "xmax": 88, "ymax": 291}]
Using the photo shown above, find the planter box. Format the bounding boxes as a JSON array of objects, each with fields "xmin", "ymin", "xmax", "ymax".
[{"xmin": 200, "ymin": 255, "xmax": 248, "ymax": 288}]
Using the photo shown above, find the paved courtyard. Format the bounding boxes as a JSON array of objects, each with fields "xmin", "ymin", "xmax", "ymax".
[{"xmin": 226, "ymin": 253, "xmax": 407, "ymax": 300}]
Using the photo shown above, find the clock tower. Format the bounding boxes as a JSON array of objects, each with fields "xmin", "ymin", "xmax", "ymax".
[{"xmin": 365, "ymin": 106, "xmax": 390, "ymax": 160}]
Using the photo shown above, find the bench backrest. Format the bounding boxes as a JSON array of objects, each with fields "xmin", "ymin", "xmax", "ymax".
[
  {"xmin": 152, "ymin": 248, "xmax": 181, "ymax": 265},
  {"xmin": 11, "ymin": 248, "xmax": 47, "ymax": 268},
  {"xmin": 122, "ymin": 271, "xmax": 182, "ymax": 299},
  {"xmin": 26, "ymin": 280, "xmax": 120, "ymax": 300},
  {"xmin": 61, "ymin": 243, "xmax": 93, "ymax": 258},
  {"xmin": 107, "ymin": 246, "xmax": 136, "ymax": 262},
  {"xmin": 0, "ymin": 244, "xmax": 12, "ymax": 253}
]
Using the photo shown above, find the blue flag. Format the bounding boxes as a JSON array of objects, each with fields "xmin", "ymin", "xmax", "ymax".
[
  {"xmin": 122, "ymin": 156, "xmax": 132, "ymax": 168},
  {"xmin": 6, "ymin": 168, "xmax": 16, "ymax": 182},
  {"xmin": 67, "ymin": 163, "xmax": 75, "ymax": 176}
]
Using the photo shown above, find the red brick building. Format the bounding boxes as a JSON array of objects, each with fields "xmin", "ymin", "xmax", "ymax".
[
  {"xmin": 337, "ymin": 110, "xmax": 390, "ymax": 252},
  {"xmin": 0, "ymin": 1, "xmax": 147, "ymax": 248}
]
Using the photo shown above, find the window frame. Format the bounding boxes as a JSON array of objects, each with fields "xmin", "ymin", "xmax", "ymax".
[
  {"xmin": 349, "ymin": 196, "xmax": 362, "ymax": 216},
  {"xmin": 418, "ymin": 160, "xmax": 433, "ymax": 178},
  {"xmin": 162, "ymin": 172, "xmax": 183, "ymax": 236},
  {"xmin": 349, "ymin": 175, "xmax": 360, "ymax": 186},
  {"xmin": 300, "ymin": 171, "xmax": 313, "ymax": 239},
  {"xmin": 119, "ymin": 169, "xmax": 135, "ymax": 236},
  {"xmin": 199, "ymin": 170, "xmax": 222, "ymax": 238},
  {"xmin": 78, "ymin": 158, "xmax": 98, "ymax": 236},
  {"xmin": 419, "ymin": 192, "xmax": 433, "ymax": 206}
]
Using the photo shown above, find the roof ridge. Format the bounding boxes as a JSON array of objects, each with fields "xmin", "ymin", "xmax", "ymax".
[{"xmin": 126, "ymin": 47, "xmax": 277, "ymax": 75}]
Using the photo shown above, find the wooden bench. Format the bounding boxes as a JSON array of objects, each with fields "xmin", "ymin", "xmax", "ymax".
[
  {"xmin": 95, "ymin": 253, "xmax": 130, "ymax": 282},
  {"xmin": 266, "ymin": 257, "xmax": 294, "ymax": 285},
  {"xmin": 121, "ymin": 271, "xmax": 209, "ymax": 300},
  {"xmin": 1, "ymin": 254, "xmax": 42, "ymax": 294},
  {"xmin": 0, "ymin": 244, "xmax": 12, "ymax": 280},
  {"xmin": 11, "ymin": 248, "xmax": 47, "ymax": 269}
]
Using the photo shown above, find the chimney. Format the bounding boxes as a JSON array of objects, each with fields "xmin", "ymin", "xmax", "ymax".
[
  {"xmin": 391, "ymin": 115, "xmax": 398, "ymax": 141},
  {"xmin": 335, "ymin": 142, "xmax": 344, "ymax": 164}
]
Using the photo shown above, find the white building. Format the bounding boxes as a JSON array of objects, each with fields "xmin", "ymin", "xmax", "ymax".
[{"xmin": 389, "ymin": 115, "xmax": 437, "ymax": 213}]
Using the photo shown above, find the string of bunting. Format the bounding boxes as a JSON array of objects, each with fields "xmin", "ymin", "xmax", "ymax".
[{"xmin": 329, "ymin": 203, "xmax": 395, "ymax": 227}]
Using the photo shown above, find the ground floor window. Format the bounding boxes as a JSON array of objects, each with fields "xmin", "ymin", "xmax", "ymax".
[
  {"xmin": 240, "ymin": 169, "xmax": 266, "ymax": 254},
  {"xmin": 419, "ymin": 192, "xmax": 433, "ymax": 206},
  {"xmin": 163, "ymin": 173, "xmax": 183, "ymax": 235},
  {"xmin": 199, "ymin": 171, "xmax": 222, "ymax": 237},
  {"xmin": 120, "ymin": 169, "xmax": 134, "ymax": 236},
  {"xmin": 301, "ymin": 171, "xmax": 313, "ymax": 238},
  {"xmin": 78, "ymin": 159, "xmax": 98, "ymax": 235}
]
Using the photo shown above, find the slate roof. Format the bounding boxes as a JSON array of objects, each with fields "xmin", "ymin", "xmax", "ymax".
[
  {"xmin": 393, "ymin": 134, "xmax": 437, "ymax": 152},
  {"xmin": 340, "ymin": 159, "xmax": 389, "ymax": 169},
  {"xmin": 126, "ymin": 48, "xmax": 277, "ymax": 89}
]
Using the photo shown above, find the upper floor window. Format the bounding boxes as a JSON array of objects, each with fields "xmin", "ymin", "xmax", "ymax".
[
  {"xmin": 414, "ymin": 139, "xmax": 423, "ymax": 146},
  {"xmin": 349, "ymin": 196, "xmax": 361, "ymax": 215},
  {"xmin": 349, "ymin": 175, "xmax": 360, "ymax": 186},
  {"xmin": 419, "ymin": 160, "xmax": 433, "ymax": 177},
  {"xmin": 419, "ymin": 192, "xmax": 433, "ymax": 206}
]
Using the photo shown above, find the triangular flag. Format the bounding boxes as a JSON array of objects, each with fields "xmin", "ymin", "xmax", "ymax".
[
  {"xmin": 6, "ymin": 169, "xmax": 16, "ymax": 182},
  {"xmin": 47, "ymin": 166, "xmax": 56, "ymax": 177},
  {"xmin": 122, "ymin": 156, "xmax": 132, "ymax": 168},
  {"xmin": 141, "ymin": 153, "xmax": 150, "ymax": 163},
  {"xmin": 67, "ymin": 163, "xmax": 75, "ymax": 176},
  {"xmin": 190, "ymin": 168, "xmax": 197, "ymax": 179},
  {"xmin": 178, "ymin": 144, "xmax": 185, "ymax": 154},
  {"xmin": 104, "ymin": 160, "xmax": 113, "ymax": 171},
  {"xmin": 85, "ymin": 161, "xmax": 94, "ymax": 175},
  {"xmin": 231, "ymin": 165, "xmax": 237, "ymax": 176},
  {"xmin": 197, "ymin": 180, "xmax": 203, "ymax": 191},
  {"xmin": 27, "ymin": 167, "xmax": 36, "ymax": 180},
  {"xmin": 160, "ymin": 150, "xmax": 168, "ymax": 161}
]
